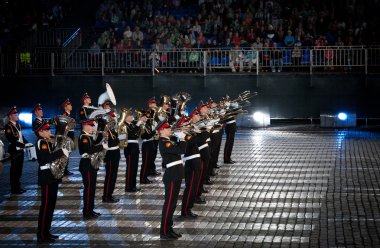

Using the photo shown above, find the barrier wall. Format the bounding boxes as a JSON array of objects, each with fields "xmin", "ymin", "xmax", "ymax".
[{"xmin": 1, "ymin": 74, "xmax": 379, "ymax": 120}]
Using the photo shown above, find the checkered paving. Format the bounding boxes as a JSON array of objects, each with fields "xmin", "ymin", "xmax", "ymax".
[{"xmin": 1, "ymin": 127, "xmax": 380, "ymax": 247}]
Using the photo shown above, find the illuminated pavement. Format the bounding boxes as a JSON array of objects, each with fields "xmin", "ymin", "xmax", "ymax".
[{"xmin": 1, "ymin": 126, "xmax": 380, "ymax": 247}]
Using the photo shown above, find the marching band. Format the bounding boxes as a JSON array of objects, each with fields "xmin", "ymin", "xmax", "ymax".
[{"xmin": 0, "ymin": 84, "xmax": 256, "ymax": 243}]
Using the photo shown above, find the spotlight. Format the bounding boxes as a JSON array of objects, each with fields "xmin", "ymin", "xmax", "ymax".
[
  {"xmin": 337, "ymin": 112, "xmax": 347, "ymax": 121},
  {"xmin": 18, "ymin": 113, "xmax": 32, "ymax": 126},
  {"xmin": 253, "ymin": 112, "xmax": 264, "ymax": 122}
]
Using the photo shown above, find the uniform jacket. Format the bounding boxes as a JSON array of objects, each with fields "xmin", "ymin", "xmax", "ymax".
[
  {"xmin": 159, "ymin": 137, "xmax": 186, "ymax": 182},
  {"xmin": 4, "ymin": 121, "xmax": 28, "ymax": 154}
]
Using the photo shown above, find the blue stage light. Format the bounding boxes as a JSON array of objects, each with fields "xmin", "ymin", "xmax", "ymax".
[
  {"xmin": 337, "ymin": 112, "xmax": 348, "ymax": 121},
  {"xmin": 18, "ymin": 113, "xmax": 33, "ymax": 125}
]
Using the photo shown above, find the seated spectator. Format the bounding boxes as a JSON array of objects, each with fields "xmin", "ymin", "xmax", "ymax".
[{"xmin": 229, "ymin": 44, "xmax": 244, "ymax": 72}]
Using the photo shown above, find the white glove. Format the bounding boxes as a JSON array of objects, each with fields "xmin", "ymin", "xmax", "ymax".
[
  {"xmin": 25, "ymin": 143, "xmax": 34, "ymax": 148},
  {"xmin": 219, "ymin": 109, "xmax": 226, "ymax": 115},
  {"xmin": 173, "ymin": 131, "xmax": 186, "ymax": 139},
  {"xmin": 230, "ymin": 102, "xmax": 239, "ymax": 108},
  {"xmin": 175, "ymin": 115, "xmax": 180, "ymax": 120},
  {"xmin": 136, "ymin": 121, "xmax": 142, "ymax": 126},
  {"xmin": 158, "ymin": 115, "xmax": 165, "ymax": 121},
  {"xmin": 62, "ymin": 148, "xmax": 69, "ymax": 158},
  {"xmin": 102, "ymin": 142, "xmax": 109, "ymax": 150},
  {"xmin": 118, "ymin": 134, "xmax": 127, "ymax": 140}
]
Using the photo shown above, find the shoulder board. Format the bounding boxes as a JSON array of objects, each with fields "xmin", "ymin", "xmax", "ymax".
[
  {"xmin": 185, "ymin": 134, "xmax": 192, "ymax": 141},
  {"xmin": 165, "ymin": 141, "xmax": 172, "ymax": 148}
]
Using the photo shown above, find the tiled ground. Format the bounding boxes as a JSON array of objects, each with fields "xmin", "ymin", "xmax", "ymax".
[{"xmin": 1, "ymin": 126, "xmax": 380, "ymax": 247}]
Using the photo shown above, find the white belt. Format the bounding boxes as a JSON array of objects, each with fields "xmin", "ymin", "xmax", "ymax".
[
  {"xmin": 128, "ymin": 140, "xmax": 139, "ymax": 143},
  {"xmin": 40, "ymin": 165, "xmax": 50, "ymax": 170},
  {"xmin": 166, "ymin": 160, "xmax": 183, "ymax": 168},
  {"xmin": 198, "ymin": 143, "xmax": 208, "ymax": 150},
  {"xmin": 206, "ymin": 138, "xmax": 211, "ymax": 142},
  {"xmin": 183, "ymin": 154, "xmax": 200, "ymax": 161},
  {"xmin": 108, "ymin": 146, "xmax": 119, "ymax": 150},
  {"xmin": 142, "ymin": 138, "xmax": 153, "ymax": 142},
  {"xmin": 81, "ymin": 153, "xmax": 90, "ymax": 158},
  {"xmin": 69, "ymin": 129, "xmax": 75, "ymax": 132},
  {"xmin": 226, "ymin": 120, "xmax": 236, "ymax": 124},
  {"xmin": 212, "ymin": 130, "xmax": 220, "ymax": 133}
]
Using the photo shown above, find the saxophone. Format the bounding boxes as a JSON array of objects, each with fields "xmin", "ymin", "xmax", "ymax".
[
  {"xmin": 51, "ymin": 115, "xmax": 76, "ymax": 179},
  {"xmin": 90, "ymin": 114, "xmax": 116, "ymax": 169}
]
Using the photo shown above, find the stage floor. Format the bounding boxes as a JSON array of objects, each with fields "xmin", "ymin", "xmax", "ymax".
[{"xmin": 1, "ymin": 126, "xmax": 380, "ymax": 247}]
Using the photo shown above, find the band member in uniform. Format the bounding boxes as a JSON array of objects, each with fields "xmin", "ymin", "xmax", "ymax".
[
  {"xmin": 61, "ymin": 99, "xmax": 74, "ymax": 176},
  {"xmin": 146, "ymin": 97, "xmax": 160, "ymax": 176},
  {"xmin": 78, "ymin": 93, "xmax": 95, "ymax": 121},
  {"xmin": 79, "ymin": 119, "xmax": 107, "ymax": 219},
  {"xmin": 124, "ymin": 109, "xmax": 146, "ymax": 192},
  {"xmin": 32, "ymin": 103, "xmax": 44, "ymax": 135},
  {"xmin": 4, "ymin": 107, "xmax": 33, "ymax": 194},
  {"xmin": 194, "ymin": 102, "xmax": 211, "ymax": 204},
  {"xmin": 140, "ymin": 107, "xmax": 155, "ymax": 184},
  {"xmin": 35, "ymin": 121, "xmax": 69, "ymax": 243},
  {"xmin": 223, "ymin": 96, "xmax": 237, "ymax": 164},
  {"xmin": 180, "ymin": 110, "xmax": 202, "ymax": 218},
  {"xmin": 208, "ymin": 99, "xmax": 223, "ymax": 174},
  {"xmin": 102, "ymin": 115, "xmax": 120, "ymax": 203},
  {"xmin": 157, "ymin": 121, "xmax": 186, "ymax": 240}
]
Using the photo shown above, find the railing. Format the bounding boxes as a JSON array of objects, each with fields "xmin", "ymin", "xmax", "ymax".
[{"xmin": 1, "ymin": 46, "xmax": 379, "ymax": 76}]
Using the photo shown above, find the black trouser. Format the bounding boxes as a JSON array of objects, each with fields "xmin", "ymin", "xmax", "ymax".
[
  {"xmin": 79, "ymin": 162, "xmax": 98, "ymax": 214},
  {"xmin": 10, "ymin": 150, "xmax": 24, "ymax": 193},
  {"xmin": 64, "ymin": 157, "xmax": 70, "ymax": 174},
  {"xmin": 124, "ymin": 143, "xmax": 139, "ymax": 190},
  {"xmin": 197, "ymin": 147, "xmax": 210, "ymax": 197},
  {"xmin": 210, "ymin": 131, "xmax": 222, "ymax": 169},
  {"xmin": 151, "ymin": 139, "xmax": 159, "ymax": 173},
  {"xmin": 181, "ymin": 158, "xmax": 201, "ymax": 215},
  {"xmin": 215, "ymin": 131, "xmax": 223, "ymax": 166},
  {"xmin": 103, "ymin": 149, "xmax": 120, "ymax": 199},
  {"xmin": 141, "ymin": 140, "xmax": 154, "ymax": 181},
  {"xmin": 224, "ymin": 123, "xmax": 236, "ymax": 162},
  {"xmin": 37, "ymin": 181, "xmax": 58, "ymax": 239},
  {"xmin": 161, "ymin": 178, "xmax": 181, "ymax": 236}
]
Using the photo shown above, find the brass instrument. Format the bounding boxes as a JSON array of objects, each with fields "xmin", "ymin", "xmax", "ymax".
[
  {"xmin": 91, "ymin": 114, "xmax": 116, "ymax": 169},
  {"xmin": 171, "ymin": 92, "xmax": 191, "ymax": 117},
  {"xmin": 117, "ymin": 108, "xmax": 132, "ymax": 148},
  {"xmin": 135, "ymin": 109, "xmax": 148, "ymax": 136},
  {"xmin": 51, "ymin": 115, "xmax": 76, "ymax": 179}
]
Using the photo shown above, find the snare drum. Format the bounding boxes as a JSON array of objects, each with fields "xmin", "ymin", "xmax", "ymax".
[{"xmin": 25, "ymin": 146, "xmax": 37, "ymax": 161}]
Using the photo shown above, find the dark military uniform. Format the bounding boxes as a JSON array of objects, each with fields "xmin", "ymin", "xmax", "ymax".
[
  {"xmin": 102, "ymin": 129, "xmax": 120, "ymax": 202},
  {"xmin": 159, "ymin": 136, "xmax": 186, "ymax": 238},
  {"xmin": 36, "ymin": 134, "xmax": 65, "ymax": 241},
  {"xmin": 32, "ymin": 118, "xmax": 43, "ymax": 135},
  {"xmin": 196, "ymin": 129, "xmax": 210, "ymax": 201},
  {"xmin": 124, "ymin": 120, "xmax": 141, "ymax": 191},
  {"xmin": 209, "ymin": 124, "xmax": 223, "ymax": 170},
  {"xmin": 181, "ymin": 131, "xmax": 202, "ymax": 217},
  {"xmin": 4, "ymin": 121, "xmax": 29, "ymax": 194},
  {"xmin": 78, "ymin": 131, "xmax": 103, "ymax": 216},
  {"xmin": 223, "ymin": 116, "xmax": 237, "ymax": 163},
  {"xmin": 78, "ymin": 106, "xmax": 95, "ymax": 121},
  {"xmin": 140, "ymin": 110, "xmax": 156, "ymax": 183}
]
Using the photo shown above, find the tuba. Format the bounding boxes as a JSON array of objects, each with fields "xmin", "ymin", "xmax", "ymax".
[
  {"xmin": 98, "ymin": 83, "xmax": 117, "ymax": 107},
  {"xmin": 117, "ymin": 108, "xmax": 132, "ymax": 148},
  {"xmin": 51, "ymin": 115, "xmax": 76, "ymax": 179},
  {"xmin": 172, "ymin": 92, "xmax": 191, "ymax": 117},
  {"xmin": 90, "ymin": 114, "xmax": 116, "ymax": 169}
]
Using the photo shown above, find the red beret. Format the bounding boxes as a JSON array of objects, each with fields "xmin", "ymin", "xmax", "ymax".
[
  {"xmin": 146, "ymin": 97, "xmax": 156, "ymax": 108},
  {"xmin": 32, "ymin": 103, "xmax": 42, "ymax": 113},
  {"xmin": 7, "ymin": 106, "xmax": 18, "ymax": 116},
  {"xmin": 61, "ymin": 98, "xmax": 71, "ymax": 108},
  {"xmin": 102, "ymin": 100, "xmax": 111, "ymax": 108},
  {"xmin": 36, "ymin": 123, "xmax": 50, "ymax": 133},
  {"xmin": 81, "ymin": 93, "xmax": 90, "ymax": 103},
  {"xmin": 188, "ymin": 108, "xmax": 199, "ymax": 119},
  {"xmin": 157, "ymin": 122, "xmax": 170, "ymax": 132},
  {"xmin": 197, "ymin": 101, "xmax": 208, "ymax": 112},
  {"xmin": 175, "ymin": 117, "xmax": 189, "ymax": 128}
]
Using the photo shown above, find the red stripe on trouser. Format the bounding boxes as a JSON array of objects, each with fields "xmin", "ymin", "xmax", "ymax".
[
  {"xmin": 141, "ymin": 150, "xmax": 148, "ymax": 179},
  {"xmin": 196, "ymin": 161, "xmax": 204, "ymax": 195},
  {"xmin": 164, "ymin": 181, "xmax": 174, "ymax": 236},
  {"xmin": 106, "ymin": 161, "xmax": 112, "ymax": 198},
  {"xmin": 41, "ymin": 184, "xmax": 49, "ymax": 239},
  {"xmin": 87, "ymin": 171, "xmax": 91, "ymax": 213},
  {"xmin": 185, "ymin": 170, "xmax": 195, "ymax": 215},
  {"xmin": 127, "ymin": 155, "xmax": 131, "ymax": 188}
]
